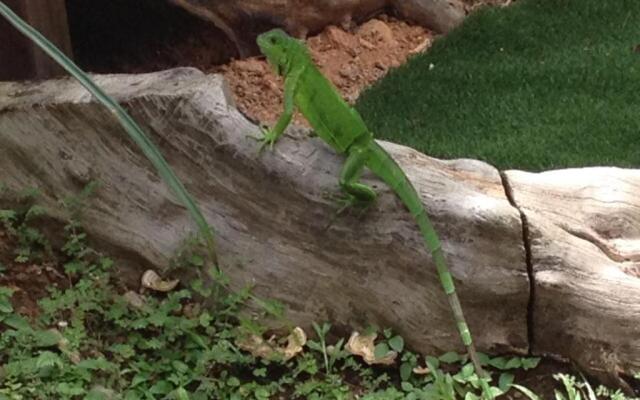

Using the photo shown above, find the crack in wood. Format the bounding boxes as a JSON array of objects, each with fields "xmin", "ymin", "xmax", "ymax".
[{"xmin": 499, "ymin": 170, "xmax": 534, "ymax": 354}]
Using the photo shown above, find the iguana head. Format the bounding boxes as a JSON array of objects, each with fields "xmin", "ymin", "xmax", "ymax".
[{"xmin": 257, "ymin": 29, "xmax": 305, "ymax": 76}]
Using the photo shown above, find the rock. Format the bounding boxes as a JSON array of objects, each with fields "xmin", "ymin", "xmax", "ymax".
[
  {"xmin": 394, "ymin": 0, "xmax": 466, "ymax": 33},
  {"xmin": 504, "ymin": 168, "xmax": 640, "ymax": 388},
  {"xmin": 357, "ymin": 19, "xmax": 396, "ymax": 45},
  {"xmin": 338, "ymin": 63, "xmax": 358, "ymax": 80},
  {"xmin": 326, "ymin": 26, "xmax": 355, "ymax": 49},
  {"xmin": 0, "ymin": 68, "xmax": 528, "ymax": 358}
]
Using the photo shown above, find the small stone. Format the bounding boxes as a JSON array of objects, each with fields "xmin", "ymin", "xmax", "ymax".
[
  {"xmin": 339, "ymin": 65, "xmax": 357, "ymax": 80},
  {"xmin": 409, "ymin": 38, "xmax": 433, "ymax": 54},
  {"xmin": 357, "ymin": 19, "xmax": 395, "ymax": 45},
  {"xmin": 326, "ymin": 26, "xmax": 353, "ymax": 49}
]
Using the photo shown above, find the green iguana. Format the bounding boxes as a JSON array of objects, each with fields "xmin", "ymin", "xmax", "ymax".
[{"xmin": 255, "ymin": 28, "xmax": 484, "ymax": 375}]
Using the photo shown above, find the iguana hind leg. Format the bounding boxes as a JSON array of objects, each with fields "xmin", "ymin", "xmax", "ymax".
[
  {"xmin": 334, "ymin": 145, "xmax": 377, "ymax": 215},
  {"xmin": 323, "ymin": 147, "xmax": 376, "ymax": 230}
]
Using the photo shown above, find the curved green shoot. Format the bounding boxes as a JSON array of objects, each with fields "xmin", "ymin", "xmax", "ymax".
[{"xmin": 0, "ymin": 2, "xmax": 217, "ymax": 265}]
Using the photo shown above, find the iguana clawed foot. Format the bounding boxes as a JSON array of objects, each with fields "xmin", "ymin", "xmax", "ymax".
[{"xmin": 322, "ymin": 191, "xmax": 374, "ymax": 231}]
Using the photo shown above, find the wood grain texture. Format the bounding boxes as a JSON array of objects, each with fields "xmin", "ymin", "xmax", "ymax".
[{"xmin": 505, "ymin": 168, "xmax": 640, "ymax": 387}]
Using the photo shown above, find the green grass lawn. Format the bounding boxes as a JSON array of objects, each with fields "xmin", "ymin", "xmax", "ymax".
[{"xmin": 356, "ymin": 0, "xmax": 640, "ymax": 171}]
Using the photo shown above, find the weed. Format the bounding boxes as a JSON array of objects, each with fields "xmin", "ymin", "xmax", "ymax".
[
  {"xmin": 1, "ymin": 197, "xmax": 638, "ymax": 399},
  {"xmin": 0, "ymin": 188, "xmax": 51, "ymax": 263}
]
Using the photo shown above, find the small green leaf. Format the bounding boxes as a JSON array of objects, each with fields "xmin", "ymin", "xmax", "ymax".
[
  {"xmin": 476, "ymin": 352, "xmax": 491, "ymax": 366},
  {"xmin": 253, "ymin": 367, "xmax": 267, "ymax": 377},
  {"xmin": 488, "ymin": 386, "xmax": 505, "ymax": 398},
  {"xmin": 109, "ymin": 344, "xmax": 135, "ymax": 359},
  {"xmin": 400, "ymin": 362, "xmax": 413, "ymax": 381},
  {"xmin": 425, "ymin": 355, "xmax": 440, "ymax": 369},
  {"xmin": 461, "ymin": 362, "xmax": 475, "ymax": 378},
  {"xmin": 512, "ymin": 384, "xmax": 542, "ymax": 400},
  {"xmin": 0, "ymin": 297, "xmax": 13, "ymax": 314},
  {"xmin": 505, "ymin": 357, "xmax": 522, "ymax": 369},
  {"xmin": 149, "ymin": 380, "xmax": 173, "ymax": 395},
  {"xmin": 173, "ymin": 387, "xmax": 190, "ymax": 400},
  {"xmin": 0, "ymin": 209, "xmax": 16, "ymax": 222},
  {"xmin": 199, "ymin": 311, "xmax": 212, "ymax": 327},
  {"xmin": 374, "ymin": 343, "xmax": 390, "ymax": 360},
  {"xmin": 522, "ymin": 357, "xmax": 541, "ymax": 370},
  {"xmin": 3, "ymin": 314, "xmax": 30, "ymax": 330},
  {"xmin": 25, "ymin": 205, "xmax": 47, "ymax": 220},
  {"xmin": 499, "ymin": 372, "xmax": 515, "ymax": 391},
  {"xmin": 189, "ymin": 254, "xmax": 204, "ymax": 267},
  {"xmin": 36, "ymin": 351, "xmax": 63, "ymax": 370},
  {"xmin": 254, "ymin": 387, "xmax": 270, "ymax": 399},
  {"xmin": 388, "ymin": 335, "xmax": 404, "ymax": 352},
  {"xmin": 77, "ymin": 357, "xmax": 113, "ymax": 371},
  {"xmin": 401, "ymin": 381, "xmax": 414, "ymax": 392},
  {"xmin": 439, "ymin": 351, "xmax": 461, "ymax": 363},
  {"xmin": 34, "ymin": 329, "xmax": 61, "ymax": 347},
  {"xmin": 488, "ymin": 356, "xmax": 508, "ymax": 369},
  {"xmin": 56, "ymin": 382, "xmax": 84, "ymax": 396},
  {"xmin": 554, "ymin": 389, "xmax": 568, "ymax": 400}
]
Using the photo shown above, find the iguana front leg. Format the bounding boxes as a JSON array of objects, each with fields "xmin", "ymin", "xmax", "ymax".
[{"xmin": 257, "ymin": 66, "xmax": 304, "ymax": 152}]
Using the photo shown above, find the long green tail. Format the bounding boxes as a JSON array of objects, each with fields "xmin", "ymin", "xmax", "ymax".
[{"xmin": 366, "ymin": 140, "xmax": 484, "ymax": 375}]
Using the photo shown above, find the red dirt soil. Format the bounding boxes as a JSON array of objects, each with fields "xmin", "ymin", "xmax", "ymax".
[{"xmin": 215, "ymin": 15, "xmax": 432, "ymax": 126}]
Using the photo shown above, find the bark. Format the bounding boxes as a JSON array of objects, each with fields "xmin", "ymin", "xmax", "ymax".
[{"xmin": 0, "ymin": 69, "xmax": 527, "ymax": 358}]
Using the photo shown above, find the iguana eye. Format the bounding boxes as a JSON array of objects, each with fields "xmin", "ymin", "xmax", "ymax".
[{"xmin": 270, "ymin": 37, "xmax": 277, "ymax": 44}]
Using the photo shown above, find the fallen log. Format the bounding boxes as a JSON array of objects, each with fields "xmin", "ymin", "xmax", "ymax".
[
  {"xmin": 0, "ymin": 68, "xmax": 528, "ymax": 357},
  {"xmin": 3, "ymin": 70, "xmax": 639, "ymax": 386}
]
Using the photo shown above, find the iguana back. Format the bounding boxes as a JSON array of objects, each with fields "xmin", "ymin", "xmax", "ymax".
[{"xmin": 296, "ymin": 64, "xmax": 370, "ymax": 154}]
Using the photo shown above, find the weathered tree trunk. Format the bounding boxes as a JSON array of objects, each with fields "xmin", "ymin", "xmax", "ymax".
[{"xmin": 1, "ymin": 70, "xmax": 639, "ymax": 387}]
